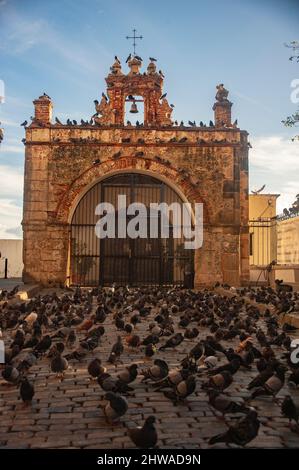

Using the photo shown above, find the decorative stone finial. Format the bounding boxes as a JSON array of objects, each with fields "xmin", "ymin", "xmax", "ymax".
[
  {"xmin": 147, "ymin": 61, "xmax": 157, "ymax": 75},
  {"xmin": 128, "ymin": 56, "xmax": 142, "ymax": 75},
  {"xmin": 33, "ymin": 93, "xmax": 53, "ymax": 124},
  {"xmin": 213, "ymin": 83, "xmax": 233, "ymax": 127},
  {"xmin": 215, "ymin": 83, "xmax": 229, "ymax": 102},
  {"xmin": 110, "ymin": 60, "xmax": 123, "ymax": 76}
]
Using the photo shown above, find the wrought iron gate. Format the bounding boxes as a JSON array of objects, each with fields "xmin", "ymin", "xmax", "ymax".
[
  {"xmin": 70, "ymin": 173, "xmax": 194, "ymax": 286},
  {"xmin": 249, "ymin": 218, "xmax": 277, "ymax": 266}
]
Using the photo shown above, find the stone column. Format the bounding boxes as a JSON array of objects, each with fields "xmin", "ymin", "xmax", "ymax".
[
  {"xmin": 33, "ymin": 95, "xmax": 53, "ymax": 124},
  {"xmin": 213, "ymin": 100, "xmax": 232, "ymax": 127}
]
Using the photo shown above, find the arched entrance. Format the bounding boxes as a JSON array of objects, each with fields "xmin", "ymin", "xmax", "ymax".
[{"xmin": 70, "ymin": 173, "xmax": 194, "ymax": 286}]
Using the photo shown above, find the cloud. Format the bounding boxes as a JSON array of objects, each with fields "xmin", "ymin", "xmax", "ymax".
[
  {"xmin": 0, "ymin": 10, "xmax": 109, "ymax": 75},
  {"xmin": 0, "ymin": 118, "xmax": 19, "ymax": 127},
  {"xmin": 0, "ymin": 199, "xmax": 22, "ymax": 239},
  {"xmin": 5, "ymin": 225, "xmax": 22, "ymax": 237},
  {"xmin": 0, "ymin": 143, "xmax": 23, "ymax": 153},
  {"xmin": 232, "ymin": 90, "xmax": 274, "ymax": 114},
  {"xmin": 250, "ymin": 135, "xmax": 299, "ymax": 174},
  {"xmin": 250, "ymin": 135, "xmax": 299, "ymax": 214},
  {"xmin": 0, "ymin": 164, "xmax": 23, "ymax": 198},
  {"xmin": 0, "ymin": 165, "xmax": 23, "ymax": 237},
  {"xmin": 276, "ymin": 181, "xmax": 299, "ymax": 214}
]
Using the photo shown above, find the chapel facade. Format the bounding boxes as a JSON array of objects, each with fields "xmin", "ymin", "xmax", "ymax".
[{"xmin": 22, "ymin": 56, "xmax": 250, "ymax": 287}]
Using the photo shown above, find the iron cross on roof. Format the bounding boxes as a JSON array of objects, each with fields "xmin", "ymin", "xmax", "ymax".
[{"xmin": 126, "ymin": 28, "xmax": 143, "ymax": 56}]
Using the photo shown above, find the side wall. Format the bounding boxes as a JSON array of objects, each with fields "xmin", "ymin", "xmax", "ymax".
[
  {"xmin": 277, "ymin": 216, "xmax": 299, "ymax": 265},
  {"xmin": 0, "ymin": 239, "xmax": 23, "ymax": 278}
]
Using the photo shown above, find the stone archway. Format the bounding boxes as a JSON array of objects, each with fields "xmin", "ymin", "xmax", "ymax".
[
  {"xmin": 69, "ymin": 172, "xmax": 196, "ymax": 286},
  {"xmin": 53, "ymin": 156, "xmax": 210, "ymax": 225}
]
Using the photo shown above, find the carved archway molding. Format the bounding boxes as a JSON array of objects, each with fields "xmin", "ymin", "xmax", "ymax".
[{"xmin": 53, "ymin": 156, "xmax": 210, "ymax": 225}]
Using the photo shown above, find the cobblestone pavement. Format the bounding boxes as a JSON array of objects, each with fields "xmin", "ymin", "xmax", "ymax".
[{"xmin": 0, "ymin": 290, "xmax": 299, "ymax": 449}]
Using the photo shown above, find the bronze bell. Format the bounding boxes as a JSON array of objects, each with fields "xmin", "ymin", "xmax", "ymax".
[{"xmin": 130, "ymin": 101, "xmax": 138, "ymax": 113}]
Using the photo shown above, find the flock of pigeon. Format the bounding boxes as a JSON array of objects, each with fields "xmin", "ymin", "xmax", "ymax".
[{"xmin": 0, "ymin": 283, "xmax": 299, "ymax": 448}]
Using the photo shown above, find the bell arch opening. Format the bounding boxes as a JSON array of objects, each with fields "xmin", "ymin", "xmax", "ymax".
[
  {"xmin": 124, "ymin": 94, "xmax": 144, "ymax": 125},
  {"xmin": 69, "ymin": 172, "xmax": 194, "ymax": 287}
]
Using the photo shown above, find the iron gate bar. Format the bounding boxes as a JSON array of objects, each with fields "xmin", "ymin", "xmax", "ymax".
[{"xmin": 70, "ymin": 173, "xmax": 194, "ymax": 287}]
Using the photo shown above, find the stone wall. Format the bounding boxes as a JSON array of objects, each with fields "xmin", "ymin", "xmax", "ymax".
[
  {"xmin": 23, "ymin": 124, "xmax": 249, "ymax": 287},
  {"xmin": 277, "ymin": 216, "xmax": 299, "ymax": 265}
]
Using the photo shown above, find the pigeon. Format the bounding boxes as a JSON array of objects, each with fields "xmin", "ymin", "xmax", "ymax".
[
  {"xmin": 141, "ymin": 359, "xmax": 169, "ymax": 382},
  {"xmin": 208, "ymin": 358, "xmax": 241, "ymax": 376},
  {"xmin": 97, "ymin": 372, "xmax": 133, "ymax": 394},
  {"xmin": 149, "ymin": 57, "xmax": 157, "ymax": 62},
  {"xmin": 144, "ymin": 343, "xmax": 156, "ymax": 360},
  {"xmin": 34, "ymin": 335, "xmax": 52, "ymax": 355},
  {"xmin": 164, "ymin": 375, "xmax": 196, "ymax": 404},
  {"xmin": 288, "ymin": 369, "xmax": 299, "ymax": 388},
  {"xmin": 160, "ymin": 93, "xmax": 167, "ymax": 100},
  {"xmin": 47, "ymin": 341, "xmax": 65, "ymax": 358},
  {"xmin": 117, "ymin": 364, "xmax": 138, "ymax": 384},
  {"xmin": 20, "ymin": 377, "xmax": 35, "ymax": 406},
  {"xmin": 142, "ymin": 334, "xmax": 160, "ymax": 346},
  {"xmin": 2, "ymin": 365, "xmax": 21, "ymax": 385},
  {"xmin": 251, "ymin": 365, "xmax": 286, "ymax": 399},
  {"xmin": 50, "ymin": 352, "xmax": 68, "ymax": 378},
  {"xmin": 88, "ymin": 358, "xmax": 104, "ymax": 379},
  {"xmin": 184, "ymin": 327, "xmax": 199, "ymax": 340},
  {"xmin": 154, "ymin": 368, "xmax": 190, "ymax": 390},
  {"xmin": 55, "ymin": 117, "xmax": 62, "ymax": 124},
  {"xmin": 281, "ymin": 395, "xmax": 299, "ymax": 424},
  {"xmin": 95, "ymin": 306, "xmax": 107, "ymax": 323},
  {"xmin": 208, "ymin": 390, "xmax": 249, "ymax": 417},
  {"xmin": 108, "ymin": 336, "xmax": 124, "ymax": 363},
  {"xmin": 203, "ymin": 370, "xmax": 233, "ymax": 391},
  {"xmin": 77, "ymin": 318, "xmax": 93, "ymax": 331},
  {"xmin": 102, "ymin": 392, "xmax": 128, "ymax": 423},
  {"xmin": 21, "ymin": 120, "xmax": 28, "ymax": 127},
  {"xmin": 209, "ymin": 408, "xmax": 260, "ymax": 447},
  {"xmin": 112, "ymin": 151, "xmax": 122, "ymax": 160},
  {"xmin": 128, "ymin": 416, "xmax": 158, "ymax": 448},
  {"xmin": 126, "ymin": 54, "xmax": 132, "ymax": 63},
  {"xmin": 159, "ymin": 333, "xmax": 183, "ymax": 351},
  {"xmin": 247, "ymin": 361, "xmax": 279, "ymax": 390},
  {"xmin": 66, "ymin": 330, "xmax": 77, "ymax": 348},
  {"xmin": 126, "ymin": 335, "xmax": 141, "ymax": 349}
]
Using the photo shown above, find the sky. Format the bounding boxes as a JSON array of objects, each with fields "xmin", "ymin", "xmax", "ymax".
[{"xmin": 0, "ymin": 0, "xmax": 298, "ymax": 238}]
